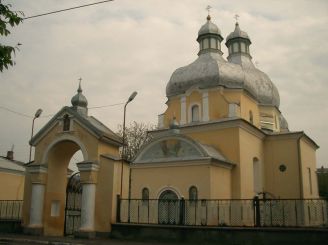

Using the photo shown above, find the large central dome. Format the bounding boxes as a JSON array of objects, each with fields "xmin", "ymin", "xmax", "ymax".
[{"xmin": 166, "ymin": 17, "xmax": 280, "ymax": 108}]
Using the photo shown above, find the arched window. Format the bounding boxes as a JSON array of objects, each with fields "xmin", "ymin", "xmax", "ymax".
[
  {"xmin": 189, "ymin": 186, "xmax": 198, "ymax": 201},
  {"xmin": 249, "ymin": 111, "xmax": 253, "ymax": 124},
  {"xmin": 63, "ymin": 114, "xmax": 70, "ymax": 131},
  {"xmin": 142, "ymin": 187, "xmax": 149, "ymax": 201},
  {"xmin": 191, "ymin": 105, "xmax": 199, "ymax": 122}
]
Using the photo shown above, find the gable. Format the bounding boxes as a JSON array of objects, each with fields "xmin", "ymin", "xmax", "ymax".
[
  {"xmin": 134, "ymin": 133, "xmax": 234, "ymax": 166},
  {"xmin": 30, "ymin": 106, "xmax": 122, "ymax": 147}
]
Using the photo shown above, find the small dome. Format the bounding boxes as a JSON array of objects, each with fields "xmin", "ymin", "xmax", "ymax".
[
  {"xmin": 169, "ymin": 117, "xmax": 180, "ymax": 129},
  {"xmin": 71, "ymin": 83, "xmax": 88, "ymax": 108},
  {"xmin": 198, "ymin": 15, "xmax": 221, "ymax": 36},
  {"xmin": 226, "ymin": 22, "xmax": 250, "ymax": 42}
]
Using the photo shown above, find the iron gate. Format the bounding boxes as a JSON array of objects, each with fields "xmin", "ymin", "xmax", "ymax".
[
  {"xmin": 64, "ymin": 172, "xmax": 82, "ymax": 236},
  {"xmin": 158, "ymin": 190, "xmax": 180, "ymax": 225}
]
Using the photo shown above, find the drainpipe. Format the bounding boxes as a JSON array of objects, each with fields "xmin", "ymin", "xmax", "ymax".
[{"xmin": 297, "ymin": 133, "xmax": 304, "ymax": 199}]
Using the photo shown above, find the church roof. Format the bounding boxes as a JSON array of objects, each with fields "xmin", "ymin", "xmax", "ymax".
[
  {"xmin": 166, "ymin": 16, "xmax": 280, "ymax": 108},
  {"xmin": 166, "ymin": 52, "xmax": 280, "ymax": 107},
  {"xmin": 30, "ymin": 106, "xmax": 122, "ymax": 146}
]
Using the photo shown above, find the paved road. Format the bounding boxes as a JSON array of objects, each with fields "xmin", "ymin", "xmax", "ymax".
[{"xmin": 0, "ymin": 234, "xmax": 183, "ymax": 245}]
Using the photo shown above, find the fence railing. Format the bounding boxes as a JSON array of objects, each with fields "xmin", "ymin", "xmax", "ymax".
[
  {"xmin": 117, "ymin": 197, "xmax": 328, "ymax": 227},
  {"xmin": 0, "ymin": 200, "xmax": 23, "ymax": 221}
]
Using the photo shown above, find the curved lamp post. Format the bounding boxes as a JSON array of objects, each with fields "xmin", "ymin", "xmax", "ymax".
[
  {"xmin": 120, "ymin": 91, "xmax": 137, "ymax": 197},
  {"xmin": 28, "ymin": 108, "xmax": 43, "ymax": 163}
]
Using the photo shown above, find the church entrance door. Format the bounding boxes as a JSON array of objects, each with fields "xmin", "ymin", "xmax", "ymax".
[
  {"xmin": 158, "ymin": 190, "xmax": 179, "ymax": 225},
  {"xmin": 64, "ymin": 172, "xmax": 82, "ymax": 236}
]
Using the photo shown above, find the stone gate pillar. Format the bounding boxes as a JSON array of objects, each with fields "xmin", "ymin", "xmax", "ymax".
[
  {"xmin": 76, "ymin": 161, "xmax": 99, "ymax": 238},
  {"xmin": 26, "ymin": 165, "xmax": 48, "ymax": 235}
]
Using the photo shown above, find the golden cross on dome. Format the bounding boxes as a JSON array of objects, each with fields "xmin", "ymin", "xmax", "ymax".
[{"xmin": 234, "ymin": 14, "xmax": 240, "ymax": 23}]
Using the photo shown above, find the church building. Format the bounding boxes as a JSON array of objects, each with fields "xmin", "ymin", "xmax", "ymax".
[
  {"xmin": 130, "ymin": 14, "xmax": 319, "ymax": 201},
  {"xmin": 22, "ymin": 14, "xmax": 321, "ymax": 237}
]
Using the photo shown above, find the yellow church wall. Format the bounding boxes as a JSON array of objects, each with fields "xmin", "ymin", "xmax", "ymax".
[
  {"xmin": 238, "ymin": 128, "xmax": 264, "ymax": 199},
  {"xmin": 264, "ymin": 136, "xmax": 301, "ymax": 198},
  {"xmin": 184, "ymin": 127, "xmax": 240, "ymax": 164},
  {"xmin": 299, "ymin": 138, "xmax": 319, "ymax": 198},
  {"xmin": 131, "ymin": 164, "xmax": 211, "ymax": 199},
  {"xmin": 209, "ymin": 166, "xmax": 231, "ymax": 199},
  {"xmin": 183, "ymin": 127, "xmax": 240, "ymax": 197},
  {"xmin": 0, "ymin": 172, "xmax": 25, "ymax": 200},
  {"xmin": 240, "ymin": 94, "xmax": 260, "ymax": 128},
  {"xmin": 163, "ymin": 97, "xmax": 180, "ymax": 127},
  {"xmin": 208, "ymin": 90, "xmax": 229, "ymax": 120}
]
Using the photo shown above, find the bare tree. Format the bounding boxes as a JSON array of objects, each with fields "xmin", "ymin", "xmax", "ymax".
[{"xmin": 117, "ymin": 121, "xmax": 155, "ymax": 162}]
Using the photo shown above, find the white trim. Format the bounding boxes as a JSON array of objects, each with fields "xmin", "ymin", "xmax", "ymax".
[
  {"xmin": 77, "ymin": 161, "xmax": 99, "ymax": 172},
  {"xmin": 180, "ymin": 96, "xmax": 186, "ymax": 125},
  {"xmin": 156, "ymin": 186, "xmax": 182, "ymax": 199},
  {"xmin": 202, "ymin": 91, "xmax": 209, "ymax": 122},
  {"xmin": 41, "ymin": 134, "xmax": 88, "ymax": 163},
  {"xmin": 80, "ymin": 183, "xmax": 96, "ymax": 230},
  {"xmin": 29, "ymin": 184, "xmax": 45, "ymax": 227},
  {"xmin": 27, "ymin": 165, "xmax": 48, "ymax": 174}
]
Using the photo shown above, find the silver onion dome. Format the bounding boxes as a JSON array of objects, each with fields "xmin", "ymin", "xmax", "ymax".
[
  {"xmin": 71, "ymin": 82, "xmax": 88, "ymax": 115},
  {"xmin": 166, "ymin": 17, "xmax": 280, "ymax": 108},
  {"xmin": 226, "ymin": 22, "xmax": 250, "ymax": 41},
  {"xmin": 71, "ymin": 83, "xmax": 88, "ymax": 108},
  {"xmin": 198, "ymin": 15, "xmax": 221, "ymax": 36}
]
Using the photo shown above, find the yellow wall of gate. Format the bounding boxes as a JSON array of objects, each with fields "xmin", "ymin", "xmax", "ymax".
[
  {"xmin": 94, "ymin": 157, "xmax": 129, "ymax": 233},
  {"xmin": 23, "ymin": 110, "xmax": 124, "ymax": 236}
]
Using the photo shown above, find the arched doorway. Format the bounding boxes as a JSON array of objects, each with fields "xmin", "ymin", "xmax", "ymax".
[
  {"xmin": 64, "ymin": 172, "xmax": 82, "ymax": 236},
  {"xmin": 24, "ymin": 94, "xmax": 124, "ymax": 237},
  {"xmin": 158, "ymin": 190, "xmax": 179, "ymax": 224}
]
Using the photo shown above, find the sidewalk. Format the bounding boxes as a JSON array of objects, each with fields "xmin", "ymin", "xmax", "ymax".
[{"xmin": 0, "ymin": 234, "xmax": 178, "ymax": 245}]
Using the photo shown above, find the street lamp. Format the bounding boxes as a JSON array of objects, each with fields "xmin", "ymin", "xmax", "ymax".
[
  {"xmin": 28, "ymin": 108, "xmax": 43, "ymax": 163},
  {"xmin": 120, "ymin": 91, "xmax": 137, "ymax": 197}
]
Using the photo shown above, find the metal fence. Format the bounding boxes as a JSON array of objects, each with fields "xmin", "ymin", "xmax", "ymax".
[
  {"xmin": 117, "ymin": 197, "xmax": 328, "ymax": 227},
  {"xmin": 0, "ymin": 200, "xmax": 23, "ymax": 221}
]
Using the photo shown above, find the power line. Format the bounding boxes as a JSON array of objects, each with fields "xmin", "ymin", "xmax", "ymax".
[
  {"xmin": 0, "ymin": 106, "xmax": 33, "ymax": 118},
  {"xmin": 89, "ymin": 102, "xmax": 124, "ymax": 109},
  {"xmin": 23, "ymin": 0, "xmax": 114, "ymax": 20},
  {"xmin": 0, "ymin": 102, "xmax": 124, "ymax": 119}
]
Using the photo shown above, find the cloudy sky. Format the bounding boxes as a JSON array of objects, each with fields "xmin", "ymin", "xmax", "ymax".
[{"xmin": 1, "ymin": 0, "xmax": 328, "ymax": 167}]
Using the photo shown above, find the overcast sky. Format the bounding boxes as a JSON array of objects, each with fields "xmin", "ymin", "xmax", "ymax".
[{"xmin": 1, "ymin": 0, "xmax": 327, "ymax": 167}]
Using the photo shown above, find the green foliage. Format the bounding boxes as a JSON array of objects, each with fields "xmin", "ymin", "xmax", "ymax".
[{"xmin": 0, "ymin": 1, "xmax": 23, "ymax": 72}]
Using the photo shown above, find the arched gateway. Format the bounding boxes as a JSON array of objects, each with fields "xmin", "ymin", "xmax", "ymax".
[{"xmin": 23, "ymin": 84, "xmax": 129, "ymax": 237}]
